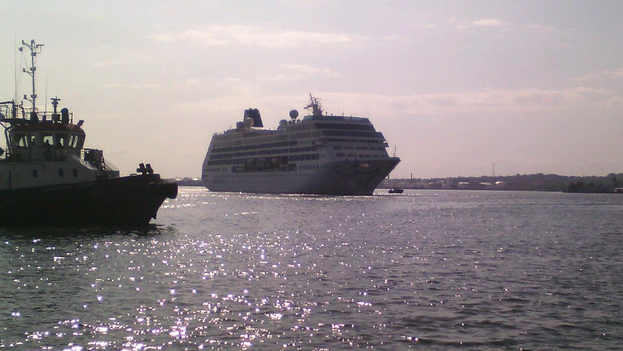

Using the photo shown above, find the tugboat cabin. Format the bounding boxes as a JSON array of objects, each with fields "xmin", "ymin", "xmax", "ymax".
[
  {"xmin": 0, "ymin": 101, "xmax": 119, "ymax": 191},
  {"xmin": 9, "ymin": 117, "xmax": 85, "ymax": 163}
]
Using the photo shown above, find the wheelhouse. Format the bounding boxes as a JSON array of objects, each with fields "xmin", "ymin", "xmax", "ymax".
[{"xmin": 8, "ymin": 121, "xmax": 85, "ymax": 162}]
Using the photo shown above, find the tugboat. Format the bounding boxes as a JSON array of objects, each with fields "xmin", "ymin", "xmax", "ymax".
[{"xmin": 0, "ymin": 40, "xmax": 177, "ymax": 226}]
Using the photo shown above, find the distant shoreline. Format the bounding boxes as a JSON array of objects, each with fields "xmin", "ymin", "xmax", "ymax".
[
  {"xmin": 168, "ymin": 173, "xmax": 623, "ymax": 193},
  {"xmin": 381, "ymin": 172, "xmax": 623, "ymax": 193}
]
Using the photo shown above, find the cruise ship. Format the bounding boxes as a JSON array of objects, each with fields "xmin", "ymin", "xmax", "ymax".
[{"xmin": 201, "ymin": 95, "xmax": 400, "ymax": 195}]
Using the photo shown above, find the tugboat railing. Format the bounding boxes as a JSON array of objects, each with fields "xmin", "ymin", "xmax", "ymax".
[{"xmin": 0, "ymin": 101, "xmax": 75, "ymax": 125}]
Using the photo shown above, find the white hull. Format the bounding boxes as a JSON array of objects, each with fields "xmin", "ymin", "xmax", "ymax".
[
  {"xmin": 0, "ymin": 155, "xmax": 102, "ymax": 190},
  {"xmin": 203, "ymin": 158, "xmax": 399, "ymax": 195}
]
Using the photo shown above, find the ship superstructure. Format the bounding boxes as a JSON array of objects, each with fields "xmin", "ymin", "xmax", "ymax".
[{"xmin": 202, "ymin": 95, "xmax": 400, "ymax": 195}]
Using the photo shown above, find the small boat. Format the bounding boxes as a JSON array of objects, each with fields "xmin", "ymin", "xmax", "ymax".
[
  {"xmin": 386, "ymin": 146, "xmax": 403, "ymax": 194},
  {"xmin": 0, "ymin": 40, "xmax": 177, "ymax": 226}
]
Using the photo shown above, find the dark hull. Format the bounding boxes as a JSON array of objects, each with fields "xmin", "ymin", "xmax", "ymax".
[
  {"xmin": 388, "ymin": 188, "xmax": 404, "ymax": 194},
  {"xmin": 0, "ymin": 174, "xmax": 177, "ymax": 227}
]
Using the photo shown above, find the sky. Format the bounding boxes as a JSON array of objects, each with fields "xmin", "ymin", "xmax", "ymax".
[{"xmin": 1, "ymin": 0, "xmax": 622, "ymax": 179}]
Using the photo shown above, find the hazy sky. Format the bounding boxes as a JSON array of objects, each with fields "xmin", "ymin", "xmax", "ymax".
[{"xmin": 1, "ymin": 0, "xmax": 622, "ymax": 179}]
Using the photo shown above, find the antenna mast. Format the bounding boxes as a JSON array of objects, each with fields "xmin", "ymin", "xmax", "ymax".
[
  {"xmin": 14, "ymin": 35, "xmax": 17, "ymax": 103},
  {"xmin": 305, "ymin": 93, "xmax": 323, "ymax": 116},
  {"xmin": 20, "ymin": 39, "xmax": 44, "ymax": 116}
]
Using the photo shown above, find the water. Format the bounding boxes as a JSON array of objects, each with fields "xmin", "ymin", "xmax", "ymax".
[{"xmin": 1, "ymin": 188, "xmax": 622, "ymax": 350}]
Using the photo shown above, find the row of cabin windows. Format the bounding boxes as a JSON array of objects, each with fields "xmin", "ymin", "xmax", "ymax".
[
  {"xmin": 210, "ymin": 146, "xmax": 318, "ymax": 160},
  {"xmin": 334, "ymin": 145, "xmax": 386, "ymax": 151},
  {"xmin": 326, "ymin": 138, "xmax": 385, "ymax": 144},
  {"xmin": 32, "ymin": 168, "xmax": 79, "ymax": 178},
  {"xmin": 313, "ymin": 123, "xmax": 375, "ymax": 131},
  {"xmin": 212, "ymin": 140, "xmax": 298, "ymax": 153},
  {"xmin": 208, "ymin": 153, "xmax": 319, "ymax": 166},
  {"xmin": 13, "ymin": 133, "xmax": 84, "ymax": 149},
  {"xmin": 335, "ymin": 153, "xmax": 385, "ymax": 158}
]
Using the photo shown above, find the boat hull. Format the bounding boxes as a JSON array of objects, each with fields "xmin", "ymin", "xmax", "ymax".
[
  {"xmin": 0, "ymin": 174, "xmax": 178, "ymax": 227},
  {"xmin": 204, "ymin": 157, "xmax": 400, "ymax": 195}
]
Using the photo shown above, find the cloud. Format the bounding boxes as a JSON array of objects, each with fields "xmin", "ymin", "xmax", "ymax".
[
  {"xmin": 423, "ymin": 95, "xmax": 459, "ymax": 106},
  {"xmin": 92, "ymin": 61, "xmax": 118, "ymax": 68},
  {"xmin": 149, "ymin": 25, "xmax": 355, "ymax": 48},
  {"xmin": 570, "ymin": 68, "xmax": 623, "ymax": 82},
  {"xmin": 432, "ymin": 17, "xmax": 558, "ymax": 32},
  {"xmin": 472, "ymin": 18, "xmax": 506, "ymax": 27},
  {"xmin": 524, "ymin": 23, "xmax": 557, "ymax": 32},
  {"xmin": 173, "ymin": 87, "xmax": 619, "ymax": 120},
  {"xmin": 182, "ymin": 29, "xmax": 229, "ymax": 46},
  {"xmin": 605, "ymin": 96, "xmax": 623, "ymax": 108},
  {"xmin": 282, "ymin": 64, "xmax": 340, "ymax": 77},
  {"xmin": 449, "ymin": 17, "xmax": 510, "ymax": 31},
  {"xmin": 148, "ymin": 34, "xmax": 176, "ymax": 42},
  {"xmin": 254, "ymin": 64, "xmax": 341, "ymax": 82},
  {"xmin": 183, "ymin": 78, "xmax": 200, "ymax": 85},
  {"xmin": 323, "ymin": 87, "xmax": 617, "ymax": 117},
  {"xmin": 103, "ymin": 83, "xmax": 161, "ymax": 89}
]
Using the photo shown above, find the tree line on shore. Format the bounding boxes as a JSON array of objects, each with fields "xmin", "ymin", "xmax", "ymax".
[{"xmin": 383, "ymin": 173, "xmax": 623, "ymax": 193}]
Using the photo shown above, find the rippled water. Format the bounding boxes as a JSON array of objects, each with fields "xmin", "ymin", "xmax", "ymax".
[{"xmin": 1, "ymin": 188, "xmax": 623, "ymax": 350}]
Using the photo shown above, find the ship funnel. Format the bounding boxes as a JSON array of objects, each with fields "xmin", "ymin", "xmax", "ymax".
[
  {"xmin": 243, "ymin": 108, "xmax": 263, "ymax": 128},
  {"xmin": 61, "ymin": 108, "xmax": 69, "ymax": 123}
]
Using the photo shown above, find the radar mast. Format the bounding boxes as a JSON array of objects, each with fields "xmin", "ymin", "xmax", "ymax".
[
  {"xmin": 305, "ymin": 93, "xmax": 323, "ymax": 116},
  {"xmin": 19, "ymin": 39, "xmax": 44, "ymax": 119}
]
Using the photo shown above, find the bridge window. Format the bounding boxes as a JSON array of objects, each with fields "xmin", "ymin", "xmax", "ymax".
[
  {"xmin": 76, "ymin": 135, "xmax": 85, "ymax": 149},
  {"xmin": 14, "ymin": 134, "xmax": 28, "ymax": 148},
  {"xmin": 69, "ymin": 134, "xmax": 80, "ymax": 148},
  {"xmin": 43, "ymin": 134, "xmax": 53, "ymax": 147},
  {"xmin": 58, "ymin": 169, "xmax": 64, "ymax": 177},
  {"xmin": 57, "ymin": 133, "xmax": 68, "ymax": 147}
]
